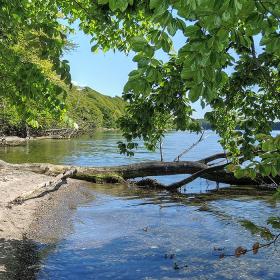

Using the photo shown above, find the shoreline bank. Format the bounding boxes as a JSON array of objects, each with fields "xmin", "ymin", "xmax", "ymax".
[
  {"xmin": 0, "ymin": 166, "xmax": 96, "ymax": 276},
  {"xmin": 0, "ymin": 167, "xmax": 95, "ymax": 241},
  {"xmin": 0, "ymin": 128, "xmax": 120, "ymax": 146}
]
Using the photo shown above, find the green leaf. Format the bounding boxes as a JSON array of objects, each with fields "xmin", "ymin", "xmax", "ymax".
[
  {"xmin": 235, "ymin": 168, "xmax": 246, "ymax": 179},
  {"xmin": 146, "ymin": 67, "xmax": 160, "ymax": 82},
  {"xmin": 184, "ymin": 25, "xmax": 201, "ymax": 37},
  {"xmin": 167, "ymin": 19, "xmax": 178, "ymax": 36},
  {"xmin": 109, "ymin": 0, "xmax": 129, "ymax": 11},
  {"xmin": 181, "ymin": 67, "xmax": 195, "ymax": 80},
  {"xmin": 234, "ymin": 0, "xmax": 243, "ymax": 12},
  {"xmin": 214, "ymin": 16, "xmax": 222, "ymax": 27},
  {"xmin": 98, "ymin": 0, "xmax": 109, "ymax": 4},
  {"xmin": 118, "ymin": 0, "xmax": 129, "ymax": 12},
  {"xmin": 128, "ymin": 69, "xmax": 143, "ymax": 80},
  {"xmin": 130, "ymin": 36, "xmax": 147, "ymax": 52},
  {"xmin": 144, "ymin": 45, "xmax": 155, "ymax": 57},
  {"xmin": 222, "ymin": 11, "xmax": 231, "ymax": 22},
  {"xmin": 149, "ymin": 0, "xmax": 161, "ymax": 9},
  {"xmin": 91, "ymin": 44, "xmax": 99, "ymax": 53},
  {"xmin": 151, "ymin": 0, "xmax": 168, "ymax": 16},
  {"xmin": 216, "ymin": 29, "xmax": 228, "ymax": 42},
  {"xmin": 262, "ymin": 141, "xmax": 273, "ymax": 152},
  {"xmin": 189, "ymin": 84, "xmax": 203, "ymax": 102},
  {"xmin": 161, "ymin": 37, "xmax": 172, "ymax": 53},
  {"xmin": 263, "ymin": 165, "xmax": 272, "ymax": 176},
  {"xmin": 271, "ymin": 166, "xmax": 278, "ymax": 177},
  {"xmin": 109, "ymin": 0, "xmax": 117, "ymax": 10}
]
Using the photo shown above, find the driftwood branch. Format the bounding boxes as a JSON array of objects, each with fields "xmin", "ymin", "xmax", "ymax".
[
  {"xmin": 7, "ymin": 169, "xmax": 77, "ymax": 206},
  {"xmin": 167, "ymin": 163, "xmax": 230, "ymax": 190},
  {"xmin": 173, "ymin": 131, "xmax": 206, "ymax": 162}
]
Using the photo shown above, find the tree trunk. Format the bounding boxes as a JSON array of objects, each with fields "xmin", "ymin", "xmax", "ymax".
[{"xmin": 0, "ymin": 159, "xmax": 257, "ymax": 186}]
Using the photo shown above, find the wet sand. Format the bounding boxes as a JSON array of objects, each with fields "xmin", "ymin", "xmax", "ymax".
[
  {"xmin": 0, "ymin": 166, "xmax": 95, "ymax": 241},
  {"xmin": 0, "ymin": 166, "xmax": 96, "ymax": 274}
]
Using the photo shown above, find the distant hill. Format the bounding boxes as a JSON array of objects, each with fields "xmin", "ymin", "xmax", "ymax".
[
  {"xmin": 197, "ymin": 119, "xmax": 280, "ymax": 131},
  {"xmin": 66, "ymin": 86, "xmax": 125, "ymax": 130},
  {"xmin": 0, "ymin": 85, "xmax": 126, "ymax": 137}
]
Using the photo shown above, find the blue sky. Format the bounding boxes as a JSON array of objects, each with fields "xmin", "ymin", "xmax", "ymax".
[
  {"xmin": 63, "ymin": 20, "xmax": 264, "ymax": 119},
  {"xmin": 63, "ymin": 26, "xmax": 187, "ymax": 95},
  {"xmin": 63, "ymin": 28, "xmax": 136, "ymax": 96},
  {"xmin": 63, "ymin": 27, "xmax": 227, "ymax": 119}
]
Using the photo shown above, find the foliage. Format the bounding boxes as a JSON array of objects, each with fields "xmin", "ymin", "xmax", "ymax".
[
  {"xmin": 0, "ymin": 1, "xmax": 72, "ymax": 127},
  {"xmin": 1, "ymin": 86, "xmax": 125, "ymax": 136},
  {"xmin": 241, "ymin": 219, "xmax": 275, "ymax": 240},
  {"xmin": 118, "ymin": 57, "xmax": 200, "ymax": 154},
  {"xmin": 66, "ymin": 86, "xmax": 125, "ymax": 130},
  {"xmin": 59, "ymin": 0, "xmax": 279, "ymax": 178},
  {"xmin": 1, "ymin": 0, "xmax": 279, "ymax": 178},
  {"xmin": 0, "ymin": 0, "xmax": 125, "ymax": 134}
]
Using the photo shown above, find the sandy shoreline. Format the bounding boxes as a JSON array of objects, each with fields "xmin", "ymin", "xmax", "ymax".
[{"xmin": 0, "ymin": 166, "xmax": 95, "ymax": 274}]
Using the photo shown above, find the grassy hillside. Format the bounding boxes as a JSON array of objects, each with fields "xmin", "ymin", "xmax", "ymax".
[
  {"xmin": 0, "ymin": 29, "xmax": 126, "ymax": 137},
  {"xmin": 0, "ymin": 85, "xmax": 125, "ymax": 136},
  {"xmin": 66, "ymin": 86, "xmax": 125, "ymax": 130}
]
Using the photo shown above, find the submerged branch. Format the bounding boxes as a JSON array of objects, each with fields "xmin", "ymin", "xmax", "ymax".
[{"xmin": 217, "ymin": 233, "xmax": 280, "ymax": 259}]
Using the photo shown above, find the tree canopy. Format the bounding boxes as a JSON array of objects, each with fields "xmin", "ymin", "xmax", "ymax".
[
  {"xmin": 0, "ymin": 0, "xmax": 71, "ymax": 127},
  {"xmin": 1, "ymin": 85, "xmax": 125, "ymax": 136},
  {"xmin": 1, "ymin": 0, "xmax": 280, "ymax": 180}
]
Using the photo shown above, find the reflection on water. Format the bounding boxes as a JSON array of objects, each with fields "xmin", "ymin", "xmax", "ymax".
[
  {"xmin": 37, "ymin": 185, "xmax": 280, "ymax": 280},
  {"xmin": 1, "ymin": 131, "xmax": 280, "ymax": 279},
  {"xmin": 0, "ymin": 130, "xmax": 222, "ymax": 166},
  {"xmin": 0, "ymin": 185, "xmax": 280, "ymax": 279}
]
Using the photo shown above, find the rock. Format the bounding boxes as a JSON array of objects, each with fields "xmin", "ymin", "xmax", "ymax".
[{"xmin": 0, "ymin": 136, "xmax": 27, "ymax": 146}]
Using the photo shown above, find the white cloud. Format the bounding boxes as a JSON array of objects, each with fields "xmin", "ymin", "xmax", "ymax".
[{"xmin": 72, "ymin": 80, "xmax": 86, "ymax": 89}]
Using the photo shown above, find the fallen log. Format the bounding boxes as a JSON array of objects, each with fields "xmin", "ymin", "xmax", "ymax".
[
  {"xmin": 0, "ymin": 158, "xmax": 256, "ymax": 187},
  {"xmin": 198, "ymin": 153, "xmax": 228, "ymax": 164}
]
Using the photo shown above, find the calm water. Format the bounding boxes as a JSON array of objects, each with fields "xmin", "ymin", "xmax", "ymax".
[{"xmin": 1, "ymin": 131, "xmax": 280, "ymax": 279}]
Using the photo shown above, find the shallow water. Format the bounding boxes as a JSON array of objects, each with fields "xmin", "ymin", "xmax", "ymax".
[{"xmin": 1, "ymin": 131, "xmax": 280, "ymax": 279}]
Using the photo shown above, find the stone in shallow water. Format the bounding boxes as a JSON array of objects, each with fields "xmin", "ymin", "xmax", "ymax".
[{"xmin": 0, "ymin": 136, "xmax": 27, "ymax": 146}]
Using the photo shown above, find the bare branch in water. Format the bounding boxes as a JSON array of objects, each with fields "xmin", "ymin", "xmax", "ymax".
[
  {"xmin": 159, "ymin": 138, "xmax": 164, "ymax": 162},
  {"xmin": 174, "ymin": 131, "xmax": 206, "ymax": 162}
]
